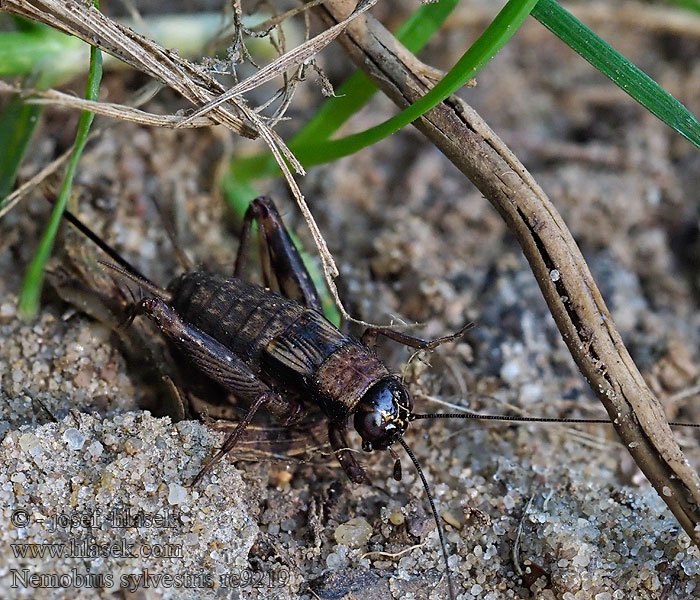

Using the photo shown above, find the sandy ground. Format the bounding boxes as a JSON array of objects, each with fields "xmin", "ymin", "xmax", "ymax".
[{"xmin": 1, "ymin": 1, "xmax": 700, "ymax": 599}]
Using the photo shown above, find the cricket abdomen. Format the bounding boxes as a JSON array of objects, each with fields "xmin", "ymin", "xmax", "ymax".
[{"xmin": 168, "ymin": 272, "xmax": 305, "ymax": 370}]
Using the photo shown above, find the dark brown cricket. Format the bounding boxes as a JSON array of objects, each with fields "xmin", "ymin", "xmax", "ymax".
[
  {"xmin": 112, "ymin": 197, "xmax": 464, "ymax": 485},
  {"xmin": 148, "ymin": 269, "xmax": 417, "ymax": 485},
  {"xmin": 66, "ymin": 195, "xmax": 468, "ymax": 600}
]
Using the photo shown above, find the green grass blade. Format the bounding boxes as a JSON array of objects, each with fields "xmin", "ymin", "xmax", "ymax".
[
  {"xmin": 294, "ymin": 0, "xmax": 460, "ymax": 146},
  {"xmin": 231, "ymin": 0, "xmax": 538, "ymax": 181},
  {"xmin": 298, "ymin": 0, "xmax": 538, "ymax": 163},
  {"xmin": 0, "ymin": 25, "xmax": 77, "ymax": 206},
  {"xmin": 665, "ymin": 0, "xmax": 700, "ymax": 13},
  {"xmin": 531, "ymin": 0, "xmax": 700, "ymax": 149},
  {"xmin": 0, "ymin": 95, "xmax": 43, "ymax": 202},
  {"xmin": 394, "ymin": 0, "xmax": 461, "ymax": 52},
  {"xmin": 18, "ymin": 31, "xmax": 103, "ymax": 318}
]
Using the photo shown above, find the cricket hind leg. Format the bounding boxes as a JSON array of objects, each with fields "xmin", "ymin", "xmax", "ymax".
[
  {"xmin": 235, "ymin": 196, "xmax": 323, "ymax": 312},
  {"xmin": 132, "ymin": 296, "xmax": 304, "ymax": 483},
  {"xmin": 191, "ymin": 393, "xmax": 272, "ymax": 486}
]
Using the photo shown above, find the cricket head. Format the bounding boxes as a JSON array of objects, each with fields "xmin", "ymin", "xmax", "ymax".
[
  {"xmin": 353, "ymin": 376, "xmax": 457, "ymax": 600},
  {"xmin": 353, "ymin": 376, "xmax": 413, "ymax": 452}
]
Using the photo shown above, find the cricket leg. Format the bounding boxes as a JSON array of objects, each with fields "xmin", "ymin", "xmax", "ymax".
[
  {"xmin": 133, "ymin": 297, "xmax": 304, "ymax": 482},
  {"xmin": 191, "ymin": 392, "xmax": 272, "ymax": 486},
  {"xmin": 329, "ymin": 423, "xmax": 368, "ymax": 484},
  {"xmin": 235, "ymin": 197, "xmax": 323, "ymax": 312},
  {"xmin": 361, "ymin": 322, "xmax": 474, "ymax": 350}
]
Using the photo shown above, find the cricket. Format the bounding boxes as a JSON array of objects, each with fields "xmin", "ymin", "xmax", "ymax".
[
  {"xmin": 48, "ymin": 194, "xmax": 699, "ymax": 600},
  {"xmin": 59, "ymin": 194, "xmax": 473, "ymax": 598}
]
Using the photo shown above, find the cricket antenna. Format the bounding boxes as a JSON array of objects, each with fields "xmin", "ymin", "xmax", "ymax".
[
  {"xmin": 410, "ymin": 413, "xmax": 700, "ymax": 428},
  {"xmin": 98, "ymin": 261, "xmax": 172, "ymax": 302},
  {"xmin": 397, "ymin": 436, "xmax": 457, "ymax": 600}
]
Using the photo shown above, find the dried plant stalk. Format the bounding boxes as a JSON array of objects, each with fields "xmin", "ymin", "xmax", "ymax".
[
  {"xmin": 0, "ymin": 81, "xmax": 217, "ymax": 128},
  {"xmin": 313, "ymin": 0, "xmax": 700, "ymax": 543},
  {"xmin": 0, "ymin": 0, "xmax": 267, "ymax": 137}
]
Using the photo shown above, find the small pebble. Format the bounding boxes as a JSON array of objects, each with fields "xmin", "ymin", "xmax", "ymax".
[
  {"xmin": 441, "ymin": 510, "xmax": 463, "ymax": 530},
  {"xmin": 63, "ymin": 428, "xmax": 86, "ymax": 450},
  {"xmin": 326, "ymin": 552, "xmax": 343, "ymax": 569},
  {"xmin": 19, "ymin": 432, "xmax": 41, "ymax": 454},
  {"xmin": 87, "ymin": 440, "xmax": 103, "ymax": 458},
  {"xmin": 500, "ymin": 360, "xmax": 521, "ymax": 383},
  {"xmin": 124, "ymin": 437, "xmax": 143, "ymax": 454},
  {"xmin": 10, "ymin": 472, "xmax": 26, "ymax": 483},
  {"xmin": 281, "ymin": 518, "xmax": 297, "ymax": 532},
  {"xmin": 168, "ymin": 483, "xmax": 188, "ymax": 505},
  {"xmin": 334, "ymin": 517, "xmax": 372, "ymax": 548},
  {"xmin": 389, "ymin": 511, "xmax": 405, "ymax": 526},
  {"xmin": 0, "ymin": 302, "xmax": 16, "ymax": 319}
]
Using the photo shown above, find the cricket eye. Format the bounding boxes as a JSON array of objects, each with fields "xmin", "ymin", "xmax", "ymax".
[{"xmin": 354, "ymin": 377, "xmax": 412, "ymax": 450}]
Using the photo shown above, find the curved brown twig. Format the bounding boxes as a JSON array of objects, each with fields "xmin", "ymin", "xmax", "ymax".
[{"xmin": 313, "ymin": 0, "xmax": 700, "ymax": 544}]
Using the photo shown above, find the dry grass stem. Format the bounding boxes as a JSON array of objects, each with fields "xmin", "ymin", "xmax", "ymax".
[
  {"xmin": 175, "ymin": 0, "xmax": 376, "ymax": 127},
  {"xmin": 0, "ymin": 81, "xmax": 219, "ymax": 129},
  {"xmin": 0, "ymin": 129, "xmax": 102, "ymax": 221}
]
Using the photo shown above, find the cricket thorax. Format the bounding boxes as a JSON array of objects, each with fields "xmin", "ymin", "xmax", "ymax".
[{"xmin": 311, "ymin": 343, "xmax": 391, "ymax": 422}]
